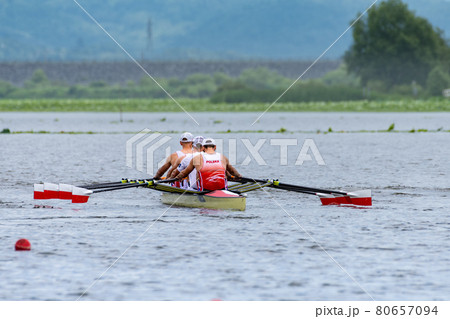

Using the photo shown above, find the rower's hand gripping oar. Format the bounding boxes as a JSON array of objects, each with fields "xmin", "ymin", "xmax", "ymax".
[{"xmin": 233, "ymin": 176, "xmax": 372, "ymax": 206}]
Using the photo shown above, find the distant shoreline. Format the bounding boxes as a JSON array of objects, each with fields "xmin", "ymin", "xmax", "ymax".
[
  {"xmin": 0, "ymin": 98, "xmax": 448, "ymax": 112},
  {"xmin": 0, "ymin": 60, "xmax": 340, "ymax": 86}
]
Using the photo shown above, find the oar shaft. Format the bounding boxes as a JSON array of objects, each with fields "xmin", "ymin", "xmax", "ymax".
[
  {"xmin": 89, "ymin": 178, "xmax": 178, "ymax": 193},
  {"xmin": 269, "ymin": 184, "xmax": 317, "ymax": 196},
  {"xmin": 83, "ymin": 182, "xmax": 125, "ymax": 189},
  {"xmin": 80, "ymin": 180, "xmax": 129, "ymax": 189},
  {"xmin": 81, "ymin": 179, "xmax": 153, "ymax": 190},
  {"xmin": 238, "ymin": 177, "xmax": 348, "ymax": 196},
  {"xmin": 274, "ymin": 182, "xmax": 347, "ymax": 196},
  {"xmin": 92, "ymin": 183, "xmax": 148, "ymax": 193},
  {"xmin": 155, "ymin": 178, "xmax": 178, "ymax": 184},
  {"xmin": 80, "ymin": 178, "xmax": 177, "ymax": 194}
]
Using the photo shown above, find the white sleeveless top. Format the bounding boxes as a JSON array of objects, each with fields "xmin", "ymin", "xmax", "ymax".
[
  {"xmin": 176, "ymin": 150, "xmax": 185, "ymax": 158},
  {"xmin": 178, "ymin": 152, "xmax": 201, "ymax": 189}
]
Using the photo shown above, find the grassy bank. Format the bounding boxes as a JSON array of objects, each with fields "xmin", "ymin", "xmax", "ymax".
[{"xmin": 0, "ymin": 98, "xmax": 449, "ymax": 112}]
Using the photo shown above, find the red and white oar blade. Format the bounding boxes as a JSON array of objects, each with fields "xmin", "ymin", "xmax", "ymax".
[
  {"xmin": 72, "ymin": 187, "xmax": 93, "ymax": 203},
  {"xmin": 34, "ymin": 184, "xmax": 46, "ymax": 199},
  {"xmin": 318, "ymin": 193, "xmax": 345, "ymax": 206},
  {"xmin": 59, "ymin": 184, "xmax": 73, "ymax": 200},
  {"xmin": 347, "ymin": 189, "xmax": 372, "ymax": 206},
  {"xmin": 318, "ymin": 190, "xmax": 372, "ymax": 206},
  {"xmin": 43, "ymin": 182, "xmax": 59, "ymax": 199}
]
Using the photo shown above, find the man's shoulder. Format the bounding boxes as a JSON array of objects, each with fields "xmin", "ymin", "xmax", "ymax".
[
  {"xmin": 192, "ymin": 153, "xmax": 203, "ymax": 163},
  {"xmin": 181, "ymin": 154, "xmax": 193, "ymax": 164}
]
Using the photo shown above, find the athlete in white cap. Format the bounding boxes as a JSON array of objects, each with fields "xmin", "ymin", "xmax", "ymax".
[
  {"xmin": 175, "ymin": 137, "xmax": 241, "ymax": 191},
  {"xmin": 153, "ymin": 132, "xmax": 194, "ymax": 180},
  {"xmin": 170, "ymin": 136, "xmax": 204, "ymax": 189}
]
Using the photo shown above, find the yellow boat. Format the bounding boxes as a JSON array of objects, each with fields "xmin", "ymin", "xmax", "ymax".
[
  {"xmin": 160, "ymin": 190, "xmax": 247, "ymax": 211},
  {"xmin": 148, "ymin": 180, "xmax": 271, "ymax": 211}
]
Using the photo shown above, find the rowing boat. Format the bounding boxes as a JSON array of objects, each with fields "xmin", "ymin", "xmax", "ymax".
[
  {"xmin": 161, "ymin": 190, "xmax": 246, "ymax": 211},
  {"xmin": 144, "ymin": 181, "xmax": 246, "ymax": 210}
]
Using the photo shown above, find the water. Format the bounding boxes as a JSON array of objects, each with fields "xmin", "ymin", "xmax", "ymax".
[
  {"xmin": 1, "ymin": 111, "xmax": 450, "ymax": 132},
  {"xmin": 1, "ymin": 112, "xmax": 449, "ymax": 300}
]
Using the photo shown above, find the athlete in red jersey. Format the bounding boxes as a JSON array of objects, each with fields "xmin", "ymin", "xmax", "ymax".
[{"xmin": 175, "ymin": 138, "xmax": 241, "ymax": 191}]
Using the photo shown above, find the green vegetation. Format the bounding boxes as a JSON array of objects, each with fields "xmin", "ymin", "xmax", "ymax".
[
  {"xmin": 211, "ymin": 80, "xmax": 367, "ymax": 103},
  {"xmin": 1, "ymin": 69, "xmax": 232, "ymax": 100},
  {"xmin": 1, "ymin": 60, "xmax": 449, "ymax": 106},
  {"xmin": 427, "ymin": 66, "xmax": 450, "ymax": 96},
  {"xmin": 345, "ymin": 0, "xmax": 450, "ymax": 90},
  {"xmin": 1, "ymin": 98, "xmax": 449, "ymax": 112},
  {"xmin": 387, "ymin": 123, "xmax": 395, "ymax": 132},
  {"xmin": 3, "ymin": 127, "xmax": 449, "ymax": 134}
]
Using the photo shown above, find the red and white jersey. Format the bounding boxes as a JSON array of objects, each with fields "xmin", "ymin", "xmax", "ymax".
[{"xmin": 198, "ymin": 152, "xmax": 227, "ymax": 191}]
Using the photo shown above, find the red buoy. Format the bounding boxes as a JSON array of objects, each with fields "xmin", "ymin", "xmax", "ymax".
[{"xmin": 15, "ymin": 239, "xmax": 31, "ymax": 251}]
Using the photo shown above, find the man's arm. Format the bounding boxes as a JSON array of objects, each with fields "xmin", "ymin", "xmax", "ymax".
[
  {"xmin": 170, "ymin": 156, "xmax": 189, "ymax": 178},
  {"xmin": 170, "ymin": 168, "xmax": 180, "ymax": 178},
  {"xmin": 153, "ymin": 154, "xmax": 174, "ymax": 179},
  {"xmin": 167, "ymin": 154, "xmax": 183, "ymax": 178},
  {"xmin": 223, "ymin": 155, "xmax": 241, "ymax": 178},
  {"xmin": 175, "ymin": 158, "xmax": 195, "ymax": 180}
]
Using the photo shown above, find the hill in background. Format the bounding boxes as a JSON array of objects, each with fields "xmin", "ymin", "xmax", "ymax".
[{"xmin": 0, "ymin": 0, "xmax": 449, "ymax": 61}]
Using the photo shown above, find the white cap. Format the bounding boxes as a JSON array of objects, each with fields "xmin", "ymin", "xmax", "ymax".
[
  {"xmin": 193, "ymin": 136, "xmax": 204, "ymax": 146},
  {"xmin": 180, "ymin": 132, "xmax": 194, "ymax": 142},
  {"xmin": 202, "ymin": 137, "xmax": 216, "ymax": 146}
]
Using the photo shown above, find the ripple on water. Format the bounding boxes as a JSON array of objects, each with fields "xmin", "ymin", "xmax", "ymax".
[{"xmin": 2, "ymin": 122, "xmax": 450, "ymax": 300}]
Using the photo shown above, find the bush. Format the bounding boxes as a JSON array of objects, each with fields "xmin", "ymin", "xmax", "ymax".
[
  {"xmin": 390, "ymin": 83, "xmax": 423, "ymax": 97},
  {"xmin": 24, "ymin": 69, "xmax": 50, "ymax": 89},
  {"xmin": 0, "ymin": 80, "xmax": 15, "ymax": 98},
  {"xmin": 321, "ymin": 64, "xmax": 360, "ymax": 87},
  {"xmin": 238, "ymin": 67, "xmax": 292, "ymax": 90},
  {"xmin": 426, "ymin": 66, "xmax": 450, "ymax": 96},
  {"xmin": 213, "ymin": 72, "xmax": 232, "ymax": 86},
  {"xmin": 89, "ymin": 81, "xmax": 108, "ymax": 88},
  {"xmin": 282, "ymin": 82, "xmax": 364, "ymax": 102},
  {"xmin": 184, "ymin": 73, "xmax": 214, "ymax": 85},
  {"xmin": 211, "ymin": 80, "xmax": 366, "ymax": 103}
]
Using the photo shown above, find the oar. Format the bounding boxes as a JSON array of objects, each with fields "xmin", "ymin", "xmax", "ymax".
[
  {"xmin": 234, "ymin": 177, "xmax": 372, "ymax": 206},
  {"xmin": 80, "ymin": 179, "xmax": 144, "ymax": 189},
  {"xmin": 34, "ymin": 178, "xmax": 181, "ymax": 204},
  {"xmin": 90, "ymin": 178, "xmax": 179, "ymax": 193},
  {"xmin": 91, "ymin": 182, "xmax": 151, "ymax": 193},
  {"xmin": 81, "ymin": 177, "xmax": 179, "ymax": 189},
  {"xmin": 80, "ymin": 181, "xmax": 126, "ymax": 189},
  {"xmin": 34, "ymin": 181, "xmax": 151, "ymax": 203}
]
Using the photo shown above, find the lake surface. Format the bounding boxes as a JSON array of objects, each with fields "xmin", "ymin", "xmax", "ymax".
[
  {"xmin": 0, "ymin": 112, "xmax": 449, "ymax": 300},
  {"xmin": 1, "ymin": 111, "xmax": 450, "ymax": 132}
]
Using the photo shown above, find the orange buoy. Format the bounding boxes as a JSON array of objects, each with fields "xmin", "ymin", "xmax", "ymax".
[{"xmin": 15, "ymin": 239, "xmax": 31, "ymax": 251}]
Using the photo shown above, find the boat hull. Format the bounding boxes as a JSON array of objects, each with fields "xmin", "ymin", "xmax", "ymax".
[{"xmin": 160, "ymin": 190, "xmax": 246, "ymax": 211}]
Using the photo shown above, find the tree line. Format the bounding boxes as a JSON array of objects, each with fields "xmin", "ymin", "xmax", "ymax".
[{"xmin": 0, "ymin": 63, "xmax": 446, "ymax": 102}]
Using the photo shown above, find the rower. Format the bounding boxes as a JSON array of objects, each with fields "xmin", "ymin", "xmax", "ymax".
[
  {"xmin": 170, "ymin": 136, "xmax": 204, "ymax": 189},
  {"xmin": 175, "ymin": 137, "xmax": 241, "ymax": 191},
  {"xmin": 153, "ymin": 132, "xmax": 194, "ymax": 180}
]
